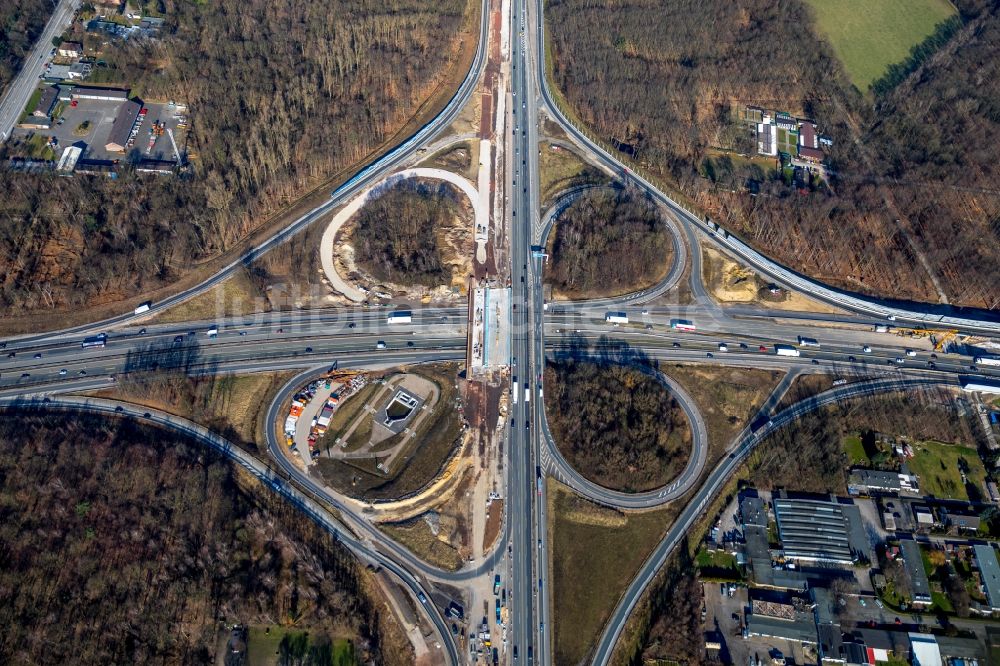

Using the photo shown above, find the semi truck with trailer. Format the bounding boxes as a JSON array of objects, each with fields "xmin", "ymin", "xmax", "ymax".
[
  {"xmin": 605, "ymin": 312, "xmax": 629, "ymax": 324},
  {"xmin": 974, "ymin": 356, "xmax": 1000, "ymax": 367},
  {"xmin": 775, "ymin": 345, "xmax": 800, "ymax": 357},
  {"xmin": 671, "ymin": 319, "xmax": 696, "ymax": 331},
  {"xmin": 387, "ymin": 311, "xmax": 412, "ymax": 324}
]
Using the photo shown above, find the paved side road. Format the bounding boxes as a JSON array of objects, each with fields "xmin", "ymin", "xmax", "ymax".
[{"xmin": 0, "ymin": 0, "xmax": 81, "ymax": 142}]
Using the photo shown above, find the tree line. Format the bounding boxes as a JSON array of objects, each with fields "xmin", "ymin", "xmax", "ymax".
[
  {"xmin": 547, "ymin": 0, "xmax": 1000, "ymax": 309},
  {"xmin": 0, "ymin": 0, "xmax": 49, "ymax": 94},
  {"xmin": 0, "ymin": 0, "xmax": 472, "ymax": 314}
]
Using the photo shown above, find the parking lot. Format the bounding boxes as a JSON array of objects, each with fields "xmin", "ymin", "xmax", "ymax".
[{"xmin": 15, "ymin": 95, "xmax": 186, "ymax": 163}]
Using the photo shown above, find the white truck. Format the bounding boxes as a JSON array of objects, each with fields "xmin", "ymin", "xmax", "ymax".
[
  {"xmin": 133, "ymin": 301, "xmax": 152, "ymax": 315},
  {"xmin": 206, "ymin": 326, "xmax": 218, "ymax": 338},
  {"xmin": 605, "ymin": 312, "xmax": 629, "ymax": 324},
  {"xmin": 775, "ymin": 345, "xmax": 800, "ymax": 357},
  {"xmin": 387, "ymin": 311, "xmax": 412, "ymax": 324},
  {"xmin": 974, "ymin": 356, "xmax": 1000, "ymax": 367}
]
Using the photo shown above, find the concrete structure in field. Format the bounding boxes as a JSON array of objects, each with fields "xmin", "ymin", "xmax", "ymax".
[
  {"xmin": 773, "ymin": 495, "xmax": 860, "ymax": 564},
  {"xmin": 973, "ymin": 544, "xmax": 1000, "ymax": 611},
  {"xmin": 900, "ymin": 540, "xmax": 932, "ymax": 607},
  {"xmin": 105, "ymin": 99, "xmax": 141, "ymax": 152}
]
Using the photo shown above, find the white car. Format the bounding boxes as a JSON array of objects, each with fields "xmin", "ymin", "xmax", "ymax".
[
  {"xmin": 863, "ymin": 345, "xmax": 872, "ymax": 353},
  {"xmin": 906, "ymin": 349, "xmax": 917, "ymax": 357},
  {"xmin": 895, "ymin": 357, "xmax": 904, "ymax": 364},
  {"xmin": 718, "ymin": 343, "xmax": 729, "ymax": 352}
]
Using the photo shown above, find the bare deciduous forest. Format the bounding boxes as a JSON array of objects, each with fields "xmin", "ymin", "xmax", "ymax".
[
  {"xmin": 0, "ymin": 412, "xmax": 409, "ymax": 665},
  {"xmin": 547, "ymin": 0, "xmax": 1000, "ymax": 309},
  {"xmin": 547, "ymin": 186, "xmax": 670, "ymax": 298},
  {"xmin": 0, "ymin": 0, "xmax": 49, "ymax": 92},
  {"xmin": 544, "ymin": 359, "xmax": 691, "ymax": 492},
  {"xmin": 0, "ymin": 0, "xmax": 473, "ymax": 313},
  {"xmin": 348, "ymin": 180, "xmax": 463, "ymax": 287}
]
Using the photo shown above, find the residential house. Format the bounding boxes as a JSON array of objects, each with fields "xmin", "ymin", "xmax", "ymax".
[
  {"xmin": 57, "ymin": 42, "xmax": 83, "ymax": 58},
  {"xmin": 32, "ymin": 86, "xmax": 59, "ymax": 117},
  {"xmin": 798, "ymin": 121, "xmax": 824, "ymax": 162}
]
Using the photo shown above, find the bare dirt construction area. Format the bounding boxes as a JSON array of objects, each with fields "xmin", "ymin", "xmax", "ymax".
[
  {"xmin": 314, "ymin": 363, "xmax": 465, "ymax": 502},
  {"xmin": 333, "ymin": 178, "xmax": 474, "ymax": 303},
  {"xmin": 420, "ymin": 140, "xmax": 479, "ymax": 182},
  {"xmin": 701, "ymin": 246, "xmax": 845, "ymax": 314},
  {"xmin": 380, "ymin": 466, "xmax": 476, "ymax": 571}
]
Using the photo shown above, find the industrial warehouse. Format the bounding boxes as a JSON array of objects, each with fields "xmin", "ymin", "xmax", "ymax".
[{"xmin": 10, "ymin": 83, "xmax": 187, "ymax": 176}]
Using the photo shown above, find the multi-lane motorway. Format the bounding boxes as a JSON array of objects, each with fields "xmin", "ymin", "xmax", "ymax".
[{"xmin": 3, "ymin": 0, "xmax": 1000, "ymax": 664}]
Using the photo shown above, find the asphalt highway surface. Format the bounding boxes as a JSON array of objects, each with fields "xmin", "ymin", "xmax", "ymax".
[
  {"xmin": 0, "ymin": 0, "xmax": 80, "ymax": 143},
  {"xmin": 508, "ymin": 0, "xmax": 543, "ymax": 656},
  {"xmin": 5, "ymin": 0, "xmax": 1000, "ymax": 663}
]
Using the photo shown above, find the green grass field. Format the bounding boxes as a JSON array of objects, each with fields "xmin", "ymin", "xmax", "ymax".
[
  {"xmin": 843, "ymin": 435, "xmax": 870, "ymax": 466},
  {"xmin": 549, "ymin": 480, "xmax": 677, "ymax": 666},
  {"xmin": 247, "ymin": 626, "xmax": 356, "ymax": 666},
  {"xmin": 907, "ymin": 440, "xmax": 986, "ymax": 501},
  {"xmin": 804, "ymin": 0, "xmax": 957, "ymax": 90}
]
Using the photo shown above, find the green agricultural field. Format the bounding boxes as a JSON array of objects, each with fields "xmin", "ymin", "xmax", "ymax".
[
  {"xmin": 907, "ymin": 440, "xmax": 986, "ymax": 501},
  {"xmin": 804, "ymin": 0, "xmax": 956, "ymax": 90}
]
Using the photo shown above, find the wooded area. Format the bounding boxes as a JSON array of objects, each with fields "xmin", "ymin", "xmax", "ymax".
[
  {"xmin": 0, "ymin": 0, "xmax": 473, "ymax": 314},
  {"xmin": 547, "ymin": 0, "xmax": 1000, "ymax": 309},
  {"xmin": 750, "ymin": 388, "xmax": 986, "ymax": 494},
  {"xmin": 547, "ymin": 186, "xmax": 670, "ymax": 298},
  {"xmin": 0, "ymin": 411, "xmax": 408, "ymax": 665},
  {"xmin": 0, "ymin": 0, "xmax": 49, "ymax": 93},
  {"xmin": 348, "ymin": 180, "xmax": 465, "ymax": 287},
  {"xmin": 544, "ymin": 359, "xmax": 691, "ymax": 492}
]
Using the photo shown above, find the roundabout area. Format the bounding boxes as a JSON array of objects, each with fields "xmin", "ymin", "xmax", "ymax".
[
  {"xmin": 542, "ymin": 358, "xmax": 694, "ymax": 493},
  {"xmin": 543, "ymin": 184, "xmax": 677, "ymax": 301},
  {"xmin": 320, "ymin": 167, "xmax": 483, "ymax": 302},
  {"xmin": 309, "ymin": 363, "xmax": 465, "ymax": 502}
]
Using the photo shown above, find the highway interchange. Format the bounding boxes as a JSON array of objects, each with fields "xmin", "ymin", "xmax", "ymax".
[{"xmin": 2, "ymin": 0, "xmax": 1000, "ymax": 664}]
